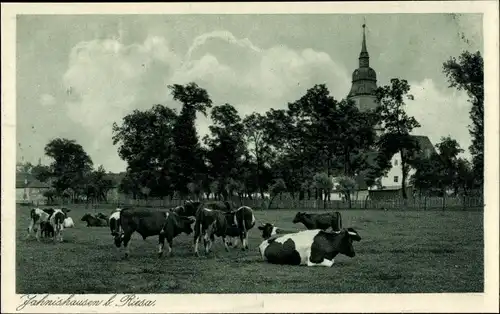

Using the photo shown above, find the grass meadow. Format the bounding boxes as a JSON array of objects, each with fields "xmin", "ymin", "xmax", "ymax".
[{"xmin": 16, "ymin": 204, "xmax": 484, "ymax": 294}]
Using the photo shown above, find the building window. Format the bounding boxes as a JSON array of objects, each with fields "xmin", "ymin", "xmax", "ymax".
[
  {"xmin": 394, "ymin": 159, "xmax": 398, "ymax": 166},
  {"xmin": 394, "ymin": 176, "xmax": 399, "ymax": 183}
]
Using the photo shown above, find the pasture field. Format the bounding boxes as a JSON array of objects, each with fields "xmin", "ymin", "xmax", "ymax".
[{"xmin": 16, "ymin": 204, "xmax": 483, "ymax": 293}]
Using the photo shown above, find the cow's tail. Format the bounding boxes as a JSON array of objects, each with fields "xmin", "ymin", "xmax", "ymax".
[{"xmin": 335, "ymin": 211, "xmax": 343, "ymax": 231}]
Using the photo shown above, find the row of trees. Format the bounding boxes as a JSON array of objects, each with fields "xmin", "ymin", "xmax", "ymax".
[{"xmin": 21, "ymin": 50, "xmax": 483, "ymax": 205}]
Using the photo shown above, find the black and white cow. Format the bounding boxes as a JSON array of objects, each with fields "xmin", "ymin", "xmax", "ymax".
[
  {"xmin": 258, "ymin": 223, "xmax": 295, "ymax": 240},
  {"xmin": 258, "ymin": 228, "xmax": 361, "ymax": 267},
  {"xmin": 114, "ymin": 207, "xmax": 195, "ymax": 258},
  {"xmin": 49, "ymin": 208, "xmax": 71, "ymax": 242},
  {"xmin": 193, "ymin": 205, "xmax": 256, "ymax": 256},
  {"xmin": 292, "ymin": 211, "xmax": 343, "ymax": 231},
  {"xmin": 108, "ymin": 208, "xmax": 122, "ymax": 237},
  {"xmin": 27, "ymin": 208, "xmax": 50, "ymax": 241}
]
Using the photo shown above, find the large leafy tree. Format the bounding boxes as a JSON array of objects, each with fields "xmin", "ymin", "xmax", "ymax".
[
  {"xmin": 375, "ymin": 78, "xmax": 421, "ymax": 199},
  {"xmin": 168, "ymin": 82, "xmax": 212, "ymax": 196},
  {"xmin": 243, "ymin": 112, "xmax": 273, "ymax": 198},
  {"xmin": 443, "ymin": 51, "xmax": 484, "ymax": 189},
  {"xmin": 44, "ymin": 138, "xmax": 93, "ymax": 200},
  {"xmin": 204, "ymin": 103, "xmax": 246, "ymax": 200},
  {"xmin": 112, "ymin": 104, "xmax": 178, "ymax": 197}
]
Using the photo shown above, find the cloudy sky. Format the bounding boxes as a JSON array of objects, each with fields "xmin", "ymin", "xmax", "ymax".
[{"xmin": 16, "ymin": 13, "xmax": 483, "ymax": 173}]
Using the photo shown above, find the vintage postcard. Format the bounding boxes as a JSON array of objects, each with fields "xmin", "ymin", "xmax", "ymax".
[{"xmin": 1, "ymin": 1, "xmax": 499, "ymax": 313}]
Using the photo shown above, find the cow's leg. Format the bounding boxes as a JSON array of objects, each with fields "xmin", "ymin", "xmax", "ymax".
[
  {"xmin": 232, "ymin": 237, "xmax": 239, "ymax": 248},
  {"xmin": 26, "ymin": 220, "xmax": 34, "ymax": 240},
  {"xmin": 194, "ymin": 233, "xmax": 201, "ymax": 257},
  {"xmin": 166, "ymin": 238, "xmax": 173, "ymax": 257},
  {"xmin": 223, "ymin": 236, "xmax": 230, "ymax": 252},
  {"xmin": 306, "ymin": 247, "xmax": 334, "ymax": 267},
  {"xmin": 204, "ymin": 232, "xmax": 212, "ymax": 254},
  {"xmin": 34, "ymin": 223, "xmax": 41, "ymax": 242},
  {"xmin": 158, "ymin": 234, "xmax": 165, "ymax": 258}
]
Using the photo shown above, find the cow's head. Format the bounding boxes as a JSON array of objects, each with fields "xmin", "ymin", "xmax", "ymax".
[
  {"xmin": 258, "ymin": 223, "xmax": 277, "ymax": 239},
  {"xmin": 53, "ymin": 209, "xmax": 67, "ymax": 226},
  {"xmin": 81, "ymin": 213, "xmax": 93, "ymax": 222},
  {"xmin": 42, "ymin": 208, "xmax": 55, "ymax": 216},
  {"xmin": 292, "ymin": 212, "xmax": 307, "ymax": 224},
  {"xmin": 337, "ymin": 228, "xmax": 362, "ymax": 258}
]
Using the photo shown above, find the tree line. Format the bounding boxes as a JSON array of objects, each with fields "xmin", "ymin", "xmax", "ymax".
[{"xmin": 20, "ymin": 50, "xmax": 484, "ymax": 206}]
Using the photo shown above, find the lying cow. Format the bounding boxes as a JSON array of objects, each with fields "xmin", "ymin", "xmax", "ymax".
[
  {"xmin": 292, "ymin": 211, "xmax": 343, "ymax": 231},
  {"xmin": 63, "ymin": 217, "xmax": 75, "ymax": 228},
  {"xmin": 81, "ymin": 213, "xmax": 108, "ymax": 227},
  {"xmin": 193, "ymin": 205, "xmax": 255, "ymax": 256},
  {"xmin": 259, "ymin": 228, "xmax": 361, "ymax": 267},
  {"xmin": 258, "ymin": 223, "xmax": 296, "ymax": 240},
  {"xmin": 114, "ymin": 207, "xmax": 195, "ymax": 258}
]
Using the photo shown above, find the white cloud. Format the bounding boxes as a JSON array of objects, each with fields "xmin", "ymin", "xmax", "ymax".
[
  {"xmin": 407, "ymin": 78, "xmax": 472, "ymax": 157},
  {"xmin": 60, "ymin": 30, "xmax": 472, "ymax": 172}
]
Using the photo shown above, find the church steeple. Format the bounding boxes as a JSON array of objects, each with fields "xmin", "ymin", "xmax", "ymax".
[
  {"xmin": 347, "ymin": 22, "xmax": 378, "ymax": 112},
  {"xmin": 359, "ymin": 24, "xmax": 369, "ymax": 68}
]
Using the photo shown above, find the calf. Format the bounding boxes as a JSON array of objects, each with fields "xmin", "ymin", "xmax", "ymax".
[
  {"xmin": 49, "ymin": 208, "xmax": 71, "ymax": 242},
  {"xmin": 26, "ymin": 208, "xmax": 51, "ymax": 241},
  {"xmin": 108, "ymin": 208, "xmax": 122, "ymax": 237},
  {"xmin": 114, "ymin": 208, "xmax": 195, "ymax": 258},
  {"xmin": 259, "ymin": 228, "xmax": 361, "ymax": 267},
  {"xmin": 258, "ymin": 223, "xmax": 295, "ymax": 240},
  {"xmin": 292, "ymin": 211, "xmax": 343, "ymax": 231},
  {"xmin": 81, "ymin": 213, "xmax": 107, "ymax": 227}
]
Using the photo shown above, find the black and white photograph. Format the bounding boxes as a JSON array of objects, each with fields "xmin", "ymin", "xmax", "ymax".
[{"xmin": 2, "ymin": 1, "xmax": 499, "ymax": 313}]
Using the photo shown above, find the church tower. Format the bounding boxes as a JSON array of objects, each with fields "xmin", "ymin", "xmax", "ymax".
[{"xmin": 347, "ymin": 24, "xmax": 379, "ymax": 112}]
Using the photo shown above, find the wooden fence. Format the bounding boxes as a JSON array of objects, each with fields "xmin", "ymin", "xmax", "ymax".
[{"xmin": 22, "ymin": 195, "xmax": 484, "ymax": 211}]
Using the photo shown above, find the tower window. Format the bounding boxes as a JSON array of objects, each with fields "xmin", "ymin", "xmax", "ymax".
[
  {"xmin": 394, "ymin": 159, "xmax": 398, "ymax": 166},
  {"xmin": 394, "ymin": 176, "xmax": 399, "ymax": 183}
]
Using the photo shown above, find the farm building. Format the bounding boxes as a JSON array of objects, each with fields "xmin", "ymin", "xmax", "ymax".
[{"xmin": 16, "ymin": 172, "xmax": 51, "ymax": 203}]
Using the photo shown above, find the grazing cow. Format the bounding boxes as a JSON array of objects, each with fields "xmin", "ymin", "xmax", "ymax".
[
  {"xmin": 49, "ymin": 208, "xmax": 71, "ymax": 242},
  {"xmin": 259, "ymin": 228, "xmax": 361, "ymax": 267},
  {"xmin": 258, "ymin": 223, "xmax": 295, "ymax": 240},
  {"xmin": 63, "ymin": 217, "xmax": 75, "ymax": 228},
  {"xmin": 114, "ymin": 208, "xmax": 195, "ymax": 258},
  {"xmin": 81, "ymin": 213, "xmax": 108, "ymax": 227},
  {"xmin": 108, "ymin": 208, "xmax": 122, "ymax": 237},
  {"xmin": 26, "ymin": 208, "xmax": 51, "ymax": 241},
  {"xmin": 193, "ymin": 205, "xmax": 255, "ymax": 256},
  {"xmin": 292, "ymin": 211, "xmax": 343, "ymax": 231}
]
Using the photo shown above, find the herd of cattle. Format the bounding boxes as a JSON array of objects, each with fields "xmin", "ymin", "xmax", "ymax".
[{"xmin": 25, "ymin": 201, "xmax": 362, "ymax": 267}]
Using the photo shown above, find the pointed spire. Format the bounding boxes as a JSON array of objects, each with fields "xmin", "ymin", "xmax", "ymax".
[{"xmin": 359, "ymin": 22, "xmax": 370, "ymax": 68}]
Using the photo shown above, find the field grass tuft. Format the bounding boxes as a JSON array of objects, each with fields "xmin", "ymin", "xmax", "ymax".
[{"xmin": 16, "ymin": 204, "xmax": 483, "ymax": 293}]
